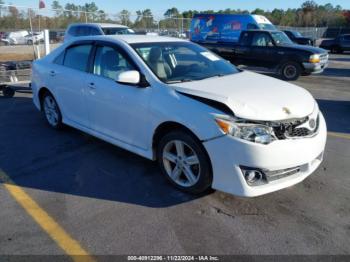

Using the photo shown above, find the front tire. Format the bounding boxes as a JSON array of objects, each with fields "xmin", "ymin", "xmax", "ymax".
[
  {"xmin": 280, "ymin": 62, "xmax": 301, "ymax": 81},
  {"xmin": 41, "ymin": 92, "xmax": 63, "ymax": 129},
  {"xmin": 157, "ymin": 131, "xmax": 212, "ymax": 194}
]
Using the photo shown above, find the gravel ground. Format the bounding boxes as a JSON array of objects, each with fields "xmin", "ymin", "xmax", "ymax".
[
  {"xmin": 0, "ymin": 44, "xmax": 61, "ymax": 61},
  {"xmin": 0, "ymin": 54, "xmax": 349, "ymax": 258}
]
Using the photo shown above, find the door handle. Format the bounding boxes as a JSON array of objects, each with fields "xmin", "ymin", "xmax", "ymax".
[{"xmin": 50, "ymin": 70, "xmax": 56, "ymax": 77}]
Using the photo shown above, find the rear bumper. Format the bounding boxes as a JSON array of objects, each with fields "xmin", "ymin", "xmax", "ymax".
[
  {"xmin": 203, "ymin": 113, "xmax": 327, "ymax": 197},
  {"xmin": 31, "ymin": 81, "xmax": 41, "ymax": 111}
]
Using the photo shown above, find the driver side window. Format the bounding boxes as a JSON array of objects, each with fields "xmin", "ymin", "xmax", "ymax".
[
  {"xmin": 251, "ymin": 33, "xmax": 274, "ymax": 47},
  {"xmin": 93, "ymin": 46, "xmax": 135, "ymax": 81}
]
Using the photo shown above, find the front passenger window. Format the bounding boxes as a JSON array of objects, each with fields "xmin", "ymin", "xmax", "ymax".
[{"xmin": 93, "ymin": 46, "xmax": 135, "ymax": 81}]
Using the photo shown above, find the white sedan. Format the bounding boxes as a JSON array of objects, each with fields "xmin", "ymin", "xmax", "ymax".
[{"xmin": 31, "ymin": 35, "xmax": 327, "ymax": 197}]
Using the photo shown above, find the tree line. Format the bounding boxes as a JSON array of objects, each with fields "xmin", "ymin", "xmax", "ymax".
[{"xmin": 0, "ymin": 0, "xmax": 349, "ymax": 31}]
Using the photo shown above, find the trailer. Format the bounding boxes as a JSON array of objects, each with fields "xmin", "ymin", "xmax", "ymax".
[{"xmin": 0, "ymin": 61, "xmax": 31, "ymax": 98}]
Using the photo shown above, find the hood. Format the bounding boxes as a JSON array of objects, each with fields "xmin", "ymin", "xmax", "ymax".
[
  {"xmin": 281, "ymin": 43, "xmax": 326, "ymax": 54},
  {"xmin": 171, "ymin": 71, "xmax": 316, "ymax": 121}
]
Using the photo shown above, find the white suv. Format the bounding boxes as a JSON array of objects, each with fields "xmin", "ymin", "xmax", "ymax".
[
  {"xmin": 64, "ymin": 23, "xmax": 135, "ymax": 42},
  {"xmin": 31, "ymin": 35, "xmax": 327, "ymax": 197}
]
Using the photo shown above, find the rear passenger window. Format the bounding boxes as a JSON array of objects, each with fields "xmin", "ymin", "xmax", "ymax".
[{"xmin": 63, "ymin": 45, "xmax": 92, "ymax": 72}]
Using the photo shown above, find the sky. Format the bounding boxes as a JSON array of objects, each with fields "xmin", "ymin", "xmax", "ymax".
[{"xmin": 7, "ymin": 0, "xmax": 350, "ymax": 18}]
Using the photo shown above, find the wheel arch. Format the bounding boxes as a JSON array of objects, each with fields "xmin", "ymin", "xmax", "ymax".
[
  {"xmin": 38, "ymin": 87, "xmax": 53, "ymax": 111},
  {"xmin": 152, "ymin": 121, "xmax": 210, "ymax": 161},
  {"xmin": 152, "ymin": 121, "xmax": 214, "ymax": 189},
  {"xmin": 152, "ymin": 122, "xmax": 196, "ymax": 157}
]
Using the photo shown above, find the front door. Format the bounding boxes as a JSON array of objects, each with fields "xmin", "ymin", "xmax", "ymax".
[
  {"xmin": 250, "ymin": 32, "xmax": 278, "ymax": 68},
  {"xmin": 85, "ymin": 44, "xmax": 152, "ymax": 149}
]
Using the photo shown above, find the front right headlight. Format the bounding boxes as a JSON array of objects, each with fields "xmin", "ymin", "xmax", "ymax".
[
  {"xmin": 215, "ymin": 117, "xmax": 276, "ymax": 145},
  {"xmin": 309, "ymin": 54, "xmax": 321, "ymax": 63}
]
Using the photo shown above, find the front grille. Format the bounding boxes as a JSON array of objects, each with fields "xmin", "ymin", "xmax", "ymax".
[
  {"xmin": 320, "ymin": 53, "xmax": 329, "ymax": 64},
  {"xmin": 265, "ymin": 166, "xmax": 301, "ymax": 182},
  {"xmin": 273, "ymin": 115, "xmax": 319, "ymax": 140}
]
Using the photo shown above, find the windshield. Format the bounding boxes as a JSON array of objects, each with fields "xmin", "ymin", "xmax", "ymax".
[
  {"xmin": 102, "ymin": 27, "xmax": 135, "ymax": 35},
  {"xmin": 271, "ymin": 31, "xmax": 293, "ymax": 45},
  {"xmin": 131, "ymin": 42, "xmax": 239, "ymax": 83},
  {"xmin": 259, "ymin": 23, "xmax": 276, "ymax": 30}
]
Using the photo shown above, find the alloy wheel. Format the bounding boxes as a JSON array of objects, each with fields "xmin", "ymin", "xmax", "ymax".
[
  {"xmin": 162, "ymin": 140, "xmax": 201, "ymax": 187},
  {"xmin": 43, "ymin": 96, "xmax": 59, "ymax": 127}
]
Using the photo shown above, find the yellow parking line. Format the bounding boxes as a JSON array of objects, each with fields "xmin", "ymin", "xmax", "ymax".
[
  {"xmin": 0, "ymin": 170, "xmax": 95, "ymax": 262},
  {"xmin": 328, "ymin": 132, "xmax": 350, "ymax": 140}
]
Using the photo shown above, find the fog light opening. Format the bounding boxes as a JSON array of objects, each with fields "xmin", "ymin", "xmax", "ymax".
[
  {"xmin": 241, "ymin": 167, "xmax": 267, "ymax": 186},
  {"xmin": 245, "ymin": 170, "xmax": 262, "ymax": 183}
]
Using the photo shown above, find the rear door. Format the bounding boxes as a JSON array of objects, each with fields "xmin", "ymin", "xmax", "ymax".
[{"xmin": 50, "ymin": 42, "xmax": 93, "ymax": 128}]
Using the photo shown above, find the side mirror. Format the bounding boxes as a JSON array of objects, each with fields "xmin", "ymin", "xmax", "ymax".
[
  {"xmin": 116, "ymin": 70, "xmax": 150, "ymax": 88},
  {"xmin": 117, "ymin": 70, "xmax": 140, "ymax": 85}
]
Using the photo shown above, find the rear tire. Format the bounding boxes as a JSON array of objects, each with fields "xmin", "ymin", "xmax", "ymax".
[
  {"xmin": 157, "ymin": 130, "xmax": 212, "ymax": 194},
  {"xmin": 280, "ymin": 62, "xmax": 301, "ymax": 81},
  {"xmin": 41, "ymin": 92, "xmax": 63, "ymax": 129}
]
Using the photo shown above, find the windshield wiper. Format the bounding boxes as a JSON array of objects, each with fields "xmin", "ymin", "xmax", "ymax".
[
  {"xmin": 166, "ymin": 79, "xmax": 193, "ymax": 84},
  {"xmin": 197, "ymin": 74, "xmax": 226, "ymax": 81}
]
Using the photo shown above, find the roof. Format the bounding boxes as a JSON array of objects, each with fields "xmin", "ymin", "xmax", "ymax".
[
  {"xmin": 69, "ymin": 23, "xmax": 128, "ymax": 29},
  {"xmin": 89, "ymin": 35, "xmax": 188, "ymax": 44},
  {"xmin": 242, "ymin": 29, "xmax": 280, "ymax": 33}
]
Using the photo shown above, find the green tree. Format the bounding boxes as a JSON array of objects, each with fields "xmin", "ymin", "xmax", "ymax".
[
  {"xmin": 134, "ymin": 9, "xmax": 155, "ymax": 30},
  {"xmin": 118, "ymin": 9, "xmax": 132, "ymax": 26},
  {"xmin": 82, "ymin": 2, "xmax": 99, "ymax": 21},
  {"xmin": 164, "ymin": 7, "xmax": 180, "ymax": 18},
  {"xmin": 52, "ymin": 1, "xmax": 63, "ymax": 16},
  {"xmin": 252, "ymin": 8, "xmax": 265, "ymax": 15},
  {"xmin": 301, "ymin": 0, "xmax": 318, "ymax": 26}
]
